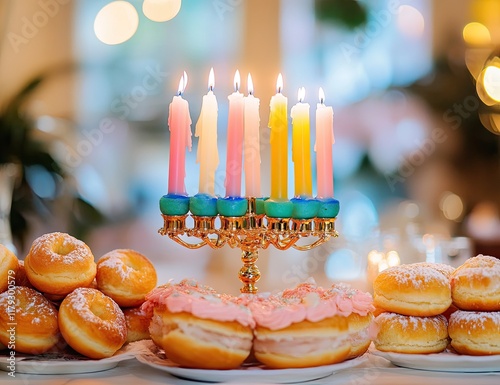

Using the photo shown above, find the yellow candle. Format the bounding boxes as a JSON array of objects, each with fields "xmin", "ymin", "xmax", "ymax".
[
  {"xmin": 291, "ymin": 87, "xmax": 312, "ymax": 197},
  {"xmin": 195, "ymin": 68, "xmax": 219, "ymax": 195},
  {"xmin": 268, "ymin": 73, "xmax": 288, "ymax": 200}
]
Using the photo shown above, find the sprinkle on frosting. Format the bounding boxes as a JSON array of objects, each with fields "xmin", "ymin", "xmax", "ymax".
[
  {"xmin": 142, "ymin": 279, "xmax": 255, "ymax": 328},
  {"xmin": 142, "ymin": 279, "xmax": 375, "ymax": 331},
  {"xmin": 247, "ymin": 280, "xmax": 374, "ymax": 330}
]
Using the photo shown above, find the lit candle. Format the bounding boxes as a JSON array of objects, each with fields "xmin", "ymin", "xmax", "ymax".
[
  {"xmin": 225, "ymin": 70, "xmax": 244, "ymax": 197},
  {"xmin": 268, "ymin": 73, "xmax": 288, "ymax": 200},
  {"xmin": 167, "ymin": 71, "xmax": 192, "ymax": 195},
  {"xmin": 291, "ymin": 87, "xmax": 312, "ymax": 197},
  {"xmin": 315, "ymin": 87, "xmax": 335, "ymax": 198},
  {"xmin": 195, "ymin": 68, "xmax": 219, "ymax": 195},
  {"xmin": 244, "ymin": 73, "xmax": 261, "ymax": 197}
]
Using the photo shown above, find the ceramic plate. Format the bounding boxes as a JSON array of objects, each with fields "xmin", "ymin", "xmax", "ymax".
[
  {"xmin": 369, "ymin": 347, "xmax": 500, "ymax": 373},
  {"xmin": 137, "ymin": 341, "xmax": 368, "ymax": 383},
  {"xmin": 0, "ymin": 340, "xmax": 148, "ymax": 375}
]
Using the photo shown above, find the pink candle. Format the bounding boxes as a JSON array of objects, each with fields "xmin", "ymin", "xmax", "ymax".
[
  {"xmin": 168, "ymin": 72, "xmax": 192, "ymax": 195},
  {"xmin": 315, "ymin": 87, "xmax": 335, "ymax": 198},
  {"xmin": 244, "ymin": 73, "xmax": 261, "ymax": 197},
  {"xmin": 225, "ymin": 70, "xmax": 244, "ymax": 197}
]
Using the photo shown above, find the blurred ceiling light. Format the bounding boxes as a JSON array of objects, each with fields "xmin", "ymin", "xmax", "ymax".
[
  {"xmin": 476, "ymin": 53, "xmax": 500, "ymax": 106},
  {"xmin": 94, "ymin": 1, "xmax": 139, "ymax": 45},
  {"xmin": 396, "ymin": 5, "xmax": 425, "ymax": 38},
  {"xmin": 463, "ymin": 22, "xmax": 491, "ymax": 46},
  {"xmin": 439, "ymin": 191, "xmax": 464, "ymax": 221},
  {"xmin": 143, "ymin": 0, "xmax": 181, "ymax": 22},
  {"xmin": 482, "ymin": 65, "xmax": 500, "ymax": 102}
]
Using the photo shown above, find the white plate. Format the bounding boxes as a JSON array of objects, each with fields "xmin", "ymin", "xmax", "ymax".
[
  {"xmin": 137, "ymin": 341, "xmax": 368, "ymax": 383},
  {"xmin": 369, "ymin": 347, "xmax": 500, "ymax": 373},
  {"xmin": 0, "ymin": 340, "xmax": 149, "ymax": 375}
]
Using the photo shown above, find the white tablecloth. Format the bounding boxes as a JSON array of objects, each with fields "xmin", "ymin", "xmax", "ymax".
[{"xmin": 3, "ymin": 353, "xmax": 500, "ymax": 385}]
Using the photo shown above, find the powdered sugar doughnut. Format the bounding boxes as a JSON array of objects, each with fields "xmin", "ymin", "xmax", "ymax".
[
  {"xmin": 373, "ymin": 264, "xmax": 452, "ymax": 316},
  {"xmin": 0, "ymin": 244, "xmax": 18, "ymax": 293},
  {"xmin": 123, "ymin": 306, "xmax": 152, "ymax": 343},
  {"xmin": 0, "ymin": 286, "xmax": 59, "ymax": 354},
  {"xmin": 24, "ymin": 232, "xmax": 96, "ymax": 296},
  {"xmin": 374, "ymin": 312, "xmax": 449, "ymax": 353},
  {"xmin": 58, "ymin": 288, "xmax": 127, "ymax": 358},
  {"xmin": 451, "ymin": 255, "xmax": 500, "ymax": 311},
  {"xmin": 96, "ymin": 249, "xmax": 157, "ymax": 307},
  {"xmin": 449, "ymin": 310, "xmax": 500, "ymax": 355},
  {"xmin": 412, "ymin": 262, "xmax": 455, "ymax": 278}
]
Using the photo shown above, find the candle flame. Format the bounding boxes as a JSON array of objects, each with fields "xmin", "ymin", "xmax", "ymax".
[
  {"xmin": 319, "ymin": 87, "xmax": 325, "ymax": 104},
  {"xmin": 276, "ymin": 73, "xmax": 283, "ymax": 93},
  {"xmin": 208, "ymin": 67, "xmax": 215, "ymax": 91},
  {"xmin": 183, "ymin": 70, "xmax": 188, "ymax": 91},
  {"xmin": 234, "ymin": 70, "xmax": 240, "ymax": 92},
  {"xmin": 177, "ymin": 76, "xmax": 184, "ymax": 95},
  {"xmin": 298, "ymin": 87, "xmax": 305, "ymax": 102},
  {"xmin": 247, "ymin": 73, "xmax": 254, "ymax": 95}
]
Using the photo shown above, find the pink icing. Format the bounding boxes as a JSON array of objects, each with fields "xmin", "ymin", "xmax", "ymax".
[
  {"xmin": 142, "ymin": 279, "xmax": 375, "ymax": 331},
  {"xmin": 248, "ymin": 281, "xmax": 375, "ymax": 330},
  {"xmin": 142, "ymin": 279, "xmax": 255, "ymax": 328}
]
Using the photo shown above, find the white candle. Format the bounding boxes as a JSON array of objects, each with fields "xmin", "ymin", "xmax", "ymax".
[
  {"xmin": 315, "ymin": 87, "xmax": 335, "ymax": 198},
  {"xmin": 195, "ymin": 68, "xmax": 219, "ymax": 195},
  {"xmin": 244, "ymin": 73, "xmax": 261, "ymax": 197}
]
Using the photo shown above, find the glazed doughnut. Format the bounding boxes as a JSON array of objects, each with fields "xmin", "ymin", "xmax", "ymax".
[
  {"xmin": 0, "ymin": 244, "xmax": 18, "ymax": 293},
  {"xmin": 96, "ymin": 249, "xmax": 157, "ymax": 307},
  {"xmin": 0, "ymin": 286, "xmax": 60, "ymax": 354},
  {"xmin": 143, "ymin": 279, "xmax": 254, "ymax": 369},
  {"xmin": 248, "ymin": 281, "xmax": 370, "ymax": 368},
  {"xmin": 24, "ymin": 232, "xmax": 96, "ymax": 296},
  {"xmin": 373, "ymin": 263, "xmax": 452, "ymax": 316},
  {"xmin": 123, "ymin": 306, "xmax": 153, "ymax": 343},
  {"xmin": 58, "ymin": 288, "xmax": 127, "ymax": 359},
  {"xmin": 374, "ymin": 312, "xmax": 449, "ymax": 353},
  {"xmin": 451, "ymin": 255, "xmax": 500, "ymax": 311},
  {"xmin": 448, "ymin": 310, "xmax": 500, "ymax": 355}
]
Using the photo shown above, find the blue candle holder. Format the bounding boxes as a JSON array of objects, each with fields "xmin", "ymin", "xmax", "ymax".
[
  {"xmin": 316, "ymin": 197, "xmax": 340, "ymax": 218},
  {"xmin": 159, "ymin": 193, "xmax": 190, "ymax": 216},
  {"xmin": 291, "ymin": 197, "xmax": 321, "ymax": 219},
  {"xmin": 189, "ymin": 193, "xmax": 218, "ymax": 217},
  {"xmin": 217, "ymin": 196, "xmax": 248, "ymax": 217}
]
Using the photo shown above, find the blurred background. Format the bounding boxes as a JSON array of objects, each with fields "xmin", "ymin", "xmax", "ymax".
[{"xmin": 1, "ymin": 0, "xmax": 499, "ymax": 294}]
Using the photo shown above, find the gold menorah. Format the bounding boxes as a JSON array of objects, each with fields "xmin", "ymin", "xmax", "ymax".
[{"xmin": 159, "ymin": 197, "xmax": 338, "ymax": 294}]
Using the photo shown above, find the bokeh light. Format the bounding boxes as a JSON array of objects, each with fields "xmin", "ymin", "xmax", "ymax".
[
  {"xmin": 397, "ymin": 5, "xmax": 425, "ymax": 39},
  {"xmin": 463, "ymin": 22, "xmax": 491, "ymax": 46},
  {"xmin": 483, "ymin": 65, "xmax": 500, "ymax": 102},
  {"xmin": 143, "ymin": 0, "xmax": 182, "ymax": 22},
  {"xmin": 94, "ymin": 1, "xmax": 139, "ymax": 45},
  {"xmin": 440, "ymin": 191, "xmax": 464, "ymax": 221}
]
